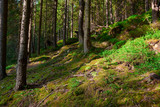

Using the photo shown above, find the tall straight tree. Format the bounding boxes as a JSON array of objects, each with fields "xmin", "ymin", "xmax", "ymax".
[
  {"xmin": 63, "ymin": 0, "xmax": 67, "ymax": 46},
  {"xmin": 125, "ymin": 0, "xmax": 128, "ymax": 19},
  {"xmin": 53, "ymin": 0, "xmax": 58, "ymax": 48},
  {"xmin": 0, "ymin": 0, "xmax": 8, "ymax": 80},
  {"xmin": 109, "ymin": 0, "xmax": 114, "ymax": 24},
  {"xmin": 78, "ymin": 0, "xmax": 84, "ymax": 45},
  {"xmin": 115, "ymin": 0, "xmax": 121, "ymax": 22},
  {"xmin": 44, "ymin": 0, "xmax": 47, "ymax": 48},
  {"xmin": 152, "ymin": 0, "xmax": 159, "ymax": 23},
  {"xmin": 37, "ymin": 0, "xmax": 43, "ymax": 55},
  {"xmin": 15, "ymin": 0, "xmax": 31, "ymax": 91},
  {"xmin": 129, "ymin": 0, "xmax": 134, "ymax": 15},
  {"xmin": 32, "ymin": 0, "xmax": 36, "ymax": 53},
  {"xmin": 28, "ymin": 0, "xmax": 33, "ymax": 59},
  {"xmin": 66, "ymin": 0, "xmax": 70, "ymax": 39},
  {"xmin": 106, "ymin": 0, "xmax": 109, "ymax": 27},
  {"xmin": 145, "ymin": 0, "xmax": 149, "ymax": 12},
  {"xmin": 84, "ymin": 0, "xmax": 91, "ymax": 53},
  {"xmin": 71, "ymin": 1, "xmax": 73, "ymax": 38}
]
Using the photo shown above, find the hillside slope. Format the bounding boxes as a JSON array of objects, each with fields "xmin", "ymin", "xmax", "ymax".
[{"xmin": 1, "ymin": 13, "xmax": 160, "ymax": 107}]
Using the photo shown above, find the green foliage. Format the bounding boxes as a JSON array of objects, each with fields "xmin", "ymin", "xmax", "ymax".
[
  {"xmin": 113, "ymin": 40, "xmax": 126, "ymax": 49},
  {"xmin": 108, "ymin": 38, "xmax": 119, "ymax": 44},
  {"xmin": 6, "ymin": 64, "xmax": 15, "ymax": 70},
  {"xmin": 101, "ymin": 49, "xmax": 115, "ymax": 57},
  {"xmin": 144, "ymin": 30, "xmax": 160, "ymax": 40},
  {"xmin": 106, "ymin": 37, "xmax": 154, "ymax": 63},
  {"xmin": 69, "ymin": 78, "xmax": 80, "ymax": 89},
  {"xmin": 136, "ymin": 53, "xmax": 160, "ymax": 71},
  {"xmin": 66, "ymin": 38, "xmax": 78, "ymax": 45}
]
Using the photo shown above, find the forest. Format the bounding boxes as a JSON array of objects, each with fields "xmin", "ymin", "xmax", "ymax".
[{"xmin": 1, "ymin": 0, "xmax": 160, "ymax": 106}]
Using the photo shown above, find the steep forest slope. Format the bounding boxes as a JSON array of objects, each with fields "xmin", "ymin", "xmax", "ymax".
[{"xmin": 1, "ymin": 13, "xmax": 160, "ymax": 107}]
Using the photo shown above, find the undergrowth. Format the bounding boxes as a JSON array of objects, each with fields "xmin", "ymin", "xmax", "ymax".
[{"xmin": 1, "ymin": 12, "xmax": 160, "ymax": 107}]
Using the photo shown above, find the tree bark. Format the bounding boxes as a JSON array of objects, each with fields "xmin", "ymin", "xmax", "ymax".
[
  {"xmin": 71, "ymin": 2, "xmax": 73, "ymax": 38},
  {"xmin": 129, "ymin": 0, "xmax": 134, "ymax": 15},
  {"xmin": 37, "ymin": 0, "xmax": 43, "ymax": 55},
  {"xmin": 15, "ymin": 0, "xmax": 31, "ymax": 91},
  {"xmin": 115, "ymin": 0, "xmax": 121, "ymax": 22},
  {"xmin": 53, "ymin": 0, "xmax": 58, "ymax": 48},
  {"xmin": 109, "ymin": 0, "xmax": 114, "ymax": 24},
  {"xmin": 84, "ymin": 0, "xmax": 91, "ymax": 53},
  {"xmin": 106, "ymin": 0, "xmax": 109, "ymax": 27},
  {"xmin": 28, "ymin": 0, "xmax": 33, "ymax": 60},
  {"xmin": 63, "ymin": 0, "xmax": 67, "ymax": 46},
  {"xmin": 0, "ymin": 0, "xmax": 8, "ymax": 80},
  {"xmin": 66, "ymin": 0, "xmax": 70, "ymax": 40},
  {"xmin": 32, "ymin": 0, "xmax": 36, "ymax": 53},
  {"xmin": 145, "ymin": 0, "xmax": 149, "ymax": 12},
  {"xmin": 78, "ymin": 0, "xmax": 85, "ymax": 45},
  {"xmin": 152, "ymin": 0, "xmax": 159, "ymax": 23},
  {"xmin": 125, "ymin": 0, "xmax": 128, "ymax": 19},
  {"xmin": 44, "ymin": 0, "xmax": 47, "ymax": 49}
]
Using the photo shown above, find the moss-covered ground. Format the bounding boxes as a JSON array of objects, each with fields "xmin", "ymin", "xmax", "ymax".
[{"xmin": 1, "ymin": 12, "xmax": 160, "ymax": 107}]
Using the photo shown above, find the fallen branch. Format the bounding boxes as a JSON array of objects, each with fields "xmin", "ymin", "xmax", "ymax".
[{"xmin": 36, "ymin": 91, "xmax": 54, "ymax": 107}]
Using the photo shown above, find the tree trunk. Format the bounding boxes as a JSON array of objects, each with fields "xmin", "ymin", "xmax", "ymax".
[
  {"xmin": 109, "ymin": 0, "xmax": 114, "ymax": 24},
  {"xmin": 66, "ymin": 0, "xmax": 70, "ymax": 40},
  {"xmin": 152, "ymin": 0, "xmax": 159, "ymax": 23},
  {"xmin": 121, "ymin": 0, "xmax": 125, "ymax": 21},
  {"xmin": 84, "ymin": 0, "xmax": 91, "ymax": 53},
  {"xmin": 145, "ymin": 0, "xmax": 149, "ymax": 12},
  {"xmin": 44, "ymin": 0, "xmax": 47, "ymax": 49},
  {"xmin": 15, "ymin": 0, "xmax": 31, "ymax": 91},
  {"xmin": 53, "ymin": 0, "xmax": 58, "ymax": 48},
  {"xmin": 28, "ymin": 0, "xmax": 33, "ymax": 60},
  {"xmin": 78, "ymin": 0, "xmax": 85, "ymax": 45},
  {"xmin": 32, "ymin": 0, "xmax": 36, "ymax": 54},
  {"xmin": 37, "ymin": 0, "xmax": 43, "ymax": 55},
  {"xmin": 18, "ymin": 1, "xmax": 23, "ymax": 55},
  {"xmin": 106, "ymin": 0, "xmax": 109, "ymax": 27},
  {"xmin": 63, "ymin": 0, "xmax": 67, "ymax": 46},
  {"xmin": 71, "ymin": 2, "xmax": 73, "ymax": 38},
  {"xmin": 125, "ymin": 0, "xmax": 128, "ymax": 19},
  {"xmin": 0, "ymin": 0, "xmax": 8, "ymax": 80},
  {"xmin": 129, "ymin": 0, "xmax": 134, "ymax": 15},
  {"xmin": 103, "ymin": 0, "xmax": 105, "ymax": 25},
  {"xmin": 115, "ymin": 0, "xmax": 121, "ymax": 22}
]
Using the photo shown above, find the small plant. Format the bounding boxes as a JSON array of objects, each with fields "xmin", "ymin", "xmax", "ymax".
[{"xmin": 69, "ymin": 78, "xmax": 80, "ymax": 89}]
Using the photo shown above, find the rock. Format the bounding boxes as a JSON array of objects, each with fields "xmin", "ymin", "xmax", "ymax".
[
  {"xmin": 149, "ymin": 73, "xmax": 160, "ymax": 81},
  {"xmin": 147, "ymin": 40, "xmax": 160, "ymax": 54},
  {"xmin": 141, "ymin": 73, "xmax": 160, "ymax": 84},
  {"xmin": 140, "ymin": 77, "xmax": 151, "ymax": 83},
  {"xmin": 153, "ymin": 42, "xmax": 160, "ymax": 54}
]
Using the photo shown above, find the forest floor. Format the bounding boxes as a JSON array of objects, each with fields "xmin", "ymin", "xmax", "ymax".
[{"xmin": 1, "ymin": 12, "xmax": 160, "ymax": 107}]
